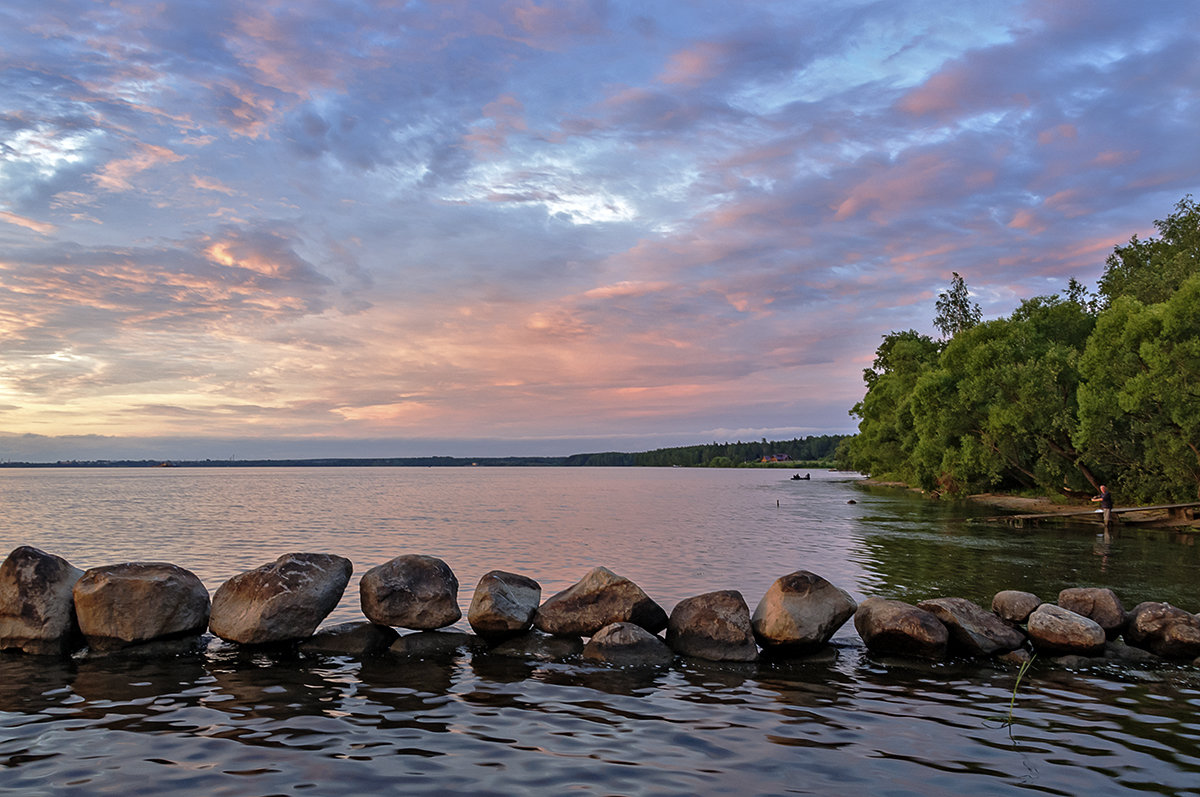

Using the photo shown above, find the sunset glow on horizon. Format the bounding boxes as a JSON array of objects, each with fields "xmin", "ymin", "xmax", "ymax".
[{"xmin": 1, "ymin": 0, "xmax": 1197, "ymax": 461}]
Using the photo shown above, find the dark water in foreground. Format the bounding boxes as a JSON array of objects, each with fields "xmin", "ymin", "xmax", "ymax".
[{"xmin": 1, "ymin": 467, "xmax": 1199, "ymax": 795}]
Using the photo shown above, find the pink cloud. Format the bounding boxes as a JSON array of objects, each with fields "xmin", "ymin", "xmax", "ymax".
[
  {"xmin": 91, "ymin": 143, "xmax": 185, "ymax": 192},
  {"xmin": 1037, "ymin": 124, "xmax": 1077, "ymax": 145},
  {"xmin": 658, "ymin": 42, "xmax": 726, "ymax": 87},
  {"xmin": 0, "ymin": 211, "xmax": 56, "ymax": 235}
]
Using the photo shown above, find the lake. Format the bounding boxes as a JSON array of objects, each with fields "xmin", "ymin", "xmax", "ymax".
[{"xmin": 1, "ymin": 466, "xmax": 1199, "ymax": 795}]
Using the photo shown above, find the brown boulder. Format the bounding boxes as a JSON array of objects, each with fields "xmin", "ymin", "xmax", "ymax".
[
  {"xmin": 1125, "ymin": 601, "xmax": 1200, "ymax": 659},
  {"xmin": 73, "ymin": 562, "xmax": 210, "ymax": 654},
  {"xmin": 991, "ymin": 590, "xmax": 1041, "ymax": 624},
  {"xmin": 360, "ymin": 554, "xmax": 461, "ymax": 630},
  {"xmin": 210, "ymin": 553, "xmax": 352, "ymax": 644},
  {"xmin": 917, "ymin": 597, "xmax": 1026, "ymax": 656},
  {"xmin": 1026, "ymin": 604, "xmax": 1105, "ymax": 656},
  {"xmin": 0, "ymin": 546, "xmax": 84, "ymax": 656},
  {"xmin": 751, "ymin": 570, "xmax": 857, "ymax": 653},
  {"xmin": 666, "ymin": 590, "xmax": 758, "ymax": 662},
  {"xmin": 583, "ymin": 622, "xmax": 673, "ymax": 667},
  {"xmin": 468, "ymin": 570, "xmax": 540, "ymax": 640},
  {"xmin": 853, "ymin": 597, "xmax": 947, "ymax": 660},
  {"xmin": 533, "ymin": 567, "xmax": 667, "ymax": 637},
  {"xmin": 1057, "ymin": 587, "xmax": 1127, "ymax": 639}
]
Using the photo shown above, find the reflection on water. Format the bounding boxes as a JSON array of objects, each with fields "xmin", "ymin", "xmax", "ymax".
[{"xmin": 1, "ymin": 467, "xmax": 1199, "ymax": 794}]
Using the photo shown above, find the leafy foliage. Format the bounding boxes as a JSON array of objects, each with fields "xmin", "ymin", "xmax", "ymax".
[{"xmin": 845, "ymin": 195, "xmax": 1200, "ymax": 502}]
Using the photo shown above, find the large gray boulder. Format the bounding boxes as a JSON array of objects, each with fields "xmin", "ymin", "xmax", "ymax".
[
  {"xmin": 853, "ymin": 597, "xmax": 947, "ymax": 660},
  {"xmin": 666, "ymin": 590, "xmax": 758, "ymax": 662},
  {"xmin": 1058, "ymin": 587, "xmax": 1127, "ymax": 639},
  {"xmin": 752, "ymin": 570, "xmax": 856, "ymax": 652},
  {"xmin": 468, "ymin": 570, "xmax": 540, "ymax": 640},
  {"xmin": 991, "ymin": 590, "xmax": 1041, "ymax": 624},
  {"xmin": 1125, "ymin": 601, "xmax": 1200, "ymax": 659},
  {"xmin": 360, "ymin": 554, "xmax": 461, "ymax": 630},
  {"xmin": 1026, "ymin": 604, "xmax": 1106, "ymax": 656},
  {"xmin": 73, "ymin": 562, "xmax": 210, "ymax": 654},
  {"xmin": 534, "ymin": 567, "xmax": 667, "ymax": 637},
  {"xmin": 916, "ymin": 597, "xmax": 1026, "ymax": 656},
  {"xmin": 583, "ymin": 622, "xmax": 673, "ymax": 667},
  {"xmin": 210, "ymin": 553, "xmax": 352, "ymax": 644},
  {"xmin": 0, "ymin": 546, "xmax": 84, "ymax": 656}
]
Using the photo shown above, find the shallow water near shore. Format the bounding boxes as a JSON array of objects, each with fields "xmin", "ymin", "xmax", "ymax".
[{"xmin": 2, "ymin": 466, "xmax": 1200, "ymax": 795}]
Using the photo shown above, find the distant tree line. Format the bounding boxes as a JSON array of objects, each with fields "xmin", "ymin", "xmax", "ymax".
[
  {"xmin": 838, "ymin": 196, "xmax": 1200, "ymax": 504},
  {"xmin": 566, "ymin": 435, "xmax": 847, "ymax": 468},
  {"xmin": 2, "ymin": 437, "xmax": 848, "ymax": 470}
]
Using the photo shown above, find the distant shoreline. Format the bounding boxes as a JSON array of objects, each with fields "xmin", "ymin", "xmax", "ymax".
[{"xmin": 0, "ymin": 456, "xmax": 836, "ymax": 469}]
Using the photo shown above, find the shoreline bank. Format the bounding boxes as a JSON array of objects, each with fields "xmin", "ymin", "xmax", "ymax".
[{"xmin": 856, "ymin": 478, "xmax": 1199, "ymax": 528}]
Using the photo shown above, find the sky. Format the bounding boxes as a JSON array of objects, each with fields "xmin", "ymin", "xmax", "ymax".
[{"xmin": 1, "ymin": 0, "xmax": 1198, "ymax": 462}]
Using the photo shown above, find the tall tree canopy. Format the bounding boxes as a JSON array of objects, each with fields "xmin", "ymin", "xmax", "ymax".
[
  {"xmin": 933, "ymin": 272, "xmax": 983, "ymax": 340},
  {"xmin": 843, "ymin": 195, "xmax": 1200, "ymax": 503}
]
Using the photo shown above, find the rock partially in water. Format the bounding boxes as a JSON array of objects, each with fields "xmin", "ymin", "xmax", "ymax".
[
  {"xmin": 468, "ymin": 570, "xmax": 540, "ymax": 641},
  {"xmin": 1026, "ymin": 604, "xmax": 1105, "ymax": 656},
  {"xmin": 583, "ymin": 622, "xmax": 673, "ymax": 667},
  {"xmin": 360, "ymin": 554, "xmax": 461, "ymax": 630},
  {"xmin": 534, "ymin": 566, "xmax": 667, "ymax": 637},
  {"xmin": 1103, "ymin": 638, "xmax": 1161, "ymax": 665},
  {"xmin": 210, "ymin": 553, "xmax": 352, "ymax": 644},
  {"xmin": 916, "ymin": 597, "xmax": 1026, "ymax": 656},
  {"xmin": 667, "ymin": 590, "xmax": 758, "ymax": 662},
  {"xmin": 490, "ymin": 630, "xmax": 584, "ymax": 661},
  {"xmin": 0, "ymin": 546, "xmax": 84, "ymax": 656},
  {"xmin": 301, "ymin": 621, "xmax": 399, "ymax": 655},
  {"xmin": 991, "ymin": 590, "xmax": 1041, "ymax": 624},
  {"xmin": 1058, "ymin": 587, "xmax": 1127, "ymax": 639},
  {"xmin": 389, "ymin": 630, "xmax": 487, "ymax": 659},
  {"xmin": 853, "ymin": 597, "xmax": 947, "ymax": 660},
  {"xmin": 73, "ymin": 562, "xmax": 210, "ymax": 654},
  {"xmin": 1125, "ymin": 601, "xmax": 1200, "ymax": 659},
  {"xmin": 751, "ymin": 570, "xmax": 856, "ymax": 653}
]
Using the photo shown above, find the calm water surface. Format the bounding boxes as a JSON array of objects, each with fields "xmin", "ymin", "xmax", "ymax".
[{"xmin": 1, "ymin": 467, "xmax": 1199, "ymax": 795}]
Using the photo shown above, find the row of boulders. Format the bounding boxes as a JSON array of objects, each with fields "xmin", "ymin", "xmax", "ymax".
[
  {"xmin": 2, "ymin": 545, "xmax": 1198, "ymax": 669},
  {"xmin": 854, "ymin": 587, "xmax": 1200, "ymax": 665}
]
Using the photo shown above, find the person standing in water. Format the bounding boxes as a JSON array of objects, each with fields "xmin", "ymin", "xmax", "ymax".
[{"xmin": 1092, "ymin": 484, "xmax": 1114, "ymax": 529}]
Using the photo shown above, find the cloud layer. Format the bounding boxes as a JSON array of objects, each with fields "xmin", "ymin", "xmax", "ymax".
[{"xmin": 1, "ymin": 0, "xmax": 1197, "ymax": 458}]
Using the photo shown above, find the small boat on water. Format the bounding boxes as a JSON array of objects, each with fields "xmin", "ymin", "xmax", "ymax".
[{"xmin": 791, "ymin": 473, "xmax": 810, "ymax": 480}]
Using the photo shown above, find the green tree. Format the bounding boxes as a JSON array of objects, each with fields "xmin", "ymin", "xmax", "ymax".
[
  {"xmin": 1076, "ymin": 274, "xmax": 1200, "ymax": 501},
  {"xmin": 934, "ymin": 272, "xmax": 983, "ymax": 340},
  {"xmin": 847, "ymin": 330, "xmax": 940, "ymax": 480},
  {"xmin": 909, "ymin": 294, "xmax": 1097, "ymax": 496},
  {"xmin": 1098, "ymin": 195, "xmax": 1200, "ymax": 306}
]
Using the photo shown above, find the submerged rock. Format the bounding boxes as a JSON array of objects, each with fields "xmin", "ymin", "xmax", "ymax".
[
  {"xmin": 389, "ymin": 630, "xmax": 487, "ymax": 659},
  {"xmin": 210, "ymin": 553, "xmax": 352, "ymax": 645},
  {"xmin": 468, "ymin": 570, "xmax": 540, "ymax": 641},
  {"xmin": 490, "ymin": 630, "xmax": 584, "ymax": 661},
  {"xmin": 991, "ymin": 590, "xmax": 1041, "ymax": 624},
  {"xmin": 534, "ymin": 567, "xmax": 667, "ymax": 637},
  {"xmin": 583, "ymin": 622, "xmax": 673, "ymax": 667},
  {"xmin": 360, "ymin": 554, "xmax": 461, "ymax": 630},
  {"xmin": 0, "ymin": 546, "xmax": 84, "ymax": 656},
  {"xmin": 73, "ymin": 562, "xmax": 210, "ymax": 654},
  {"xmin": 1057, "ymin": 587, "xmax": 1127, "ymax": 639},
  {"xmin": 1026, "ymin": 604, "xmax": 1105, "ymax": 656},
  {"xmin": 1125, "ymin": 601, "xmax": 1200, "ymax": 659},
  {"xmin": 751, "ymin": 570, "xmax": 856, "ymax": 653},
  {"xmin": 667, "ymin": 590, "xmax": 758, "ymax": 662},
  {"xmin": 854, "ymin": 597, "xmax": 947, "ymax": 660},
  {"xmin": 916, "ymin": 597, "xmax": 1025, "ymax": 656},
  {"xmin": 301, "ymin": 621, "xmax": 399, "ymax": 655}
]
